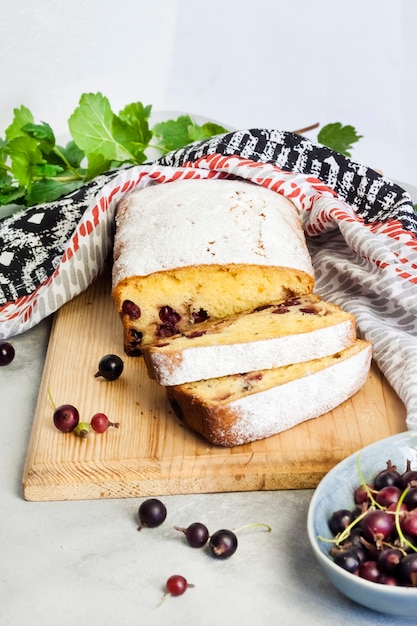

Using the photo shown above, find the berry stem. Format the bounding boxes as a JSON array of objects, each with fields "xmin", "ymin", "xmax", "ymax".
[
  {"xmin": 232, "ymin": 522, "xmax": 272, "ymax": 534},
  {"xmin": 394, "ymin": 486, "xmax": 417, "ymax": 553},
  {"xmin": 317, "ymin": 508, "xmax": 370, "ymax": 546},
  {"xmin": 355, "ymin": 452, "xmax": 381, "ymax": 509},
  {"xmin": 47, "ymin": 387, "xmax": 57, "ymax": 410}
]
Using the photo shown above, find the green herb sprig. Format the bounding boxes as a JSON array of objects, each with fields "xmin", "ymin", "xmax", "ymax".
[
  {"xmin": 0, "ymin": 91, "xmax": 362, "ymax": 216},
  {"xmin": 0, "ymin": 92, "xmax": 228, "ymax": 214}
]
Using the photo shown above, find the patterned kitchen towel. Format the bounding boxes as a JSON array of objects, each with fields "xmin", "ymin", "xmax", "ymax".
[{"xmin": 1, "ymin": 129, "xmax": 416, "ymax": 427}]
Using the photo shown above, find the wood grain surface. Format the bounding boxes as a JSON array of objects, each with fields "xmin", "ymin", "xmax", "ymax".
[{"xmin": 22, "ymin": 265, "xmax": 407, "ymax": 501}]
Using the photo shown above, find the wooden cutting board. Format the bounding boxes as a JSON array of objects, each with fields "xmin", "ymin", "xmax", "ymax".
[{"xmin": 22, "ymin": 265, "xmax": 407, "ymax": 501}]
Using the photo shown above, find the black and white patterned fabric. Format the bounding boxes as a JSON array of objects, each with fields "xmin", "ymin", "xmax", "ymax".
[{"xmin": 1, "ymin": 129, "xmax": 416, "ymax": 428}]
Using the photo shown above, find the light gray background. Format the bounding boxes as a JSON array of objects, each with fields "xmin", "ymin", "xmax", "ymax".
[{"xmin": 1, "ymin": 0, "xmax": 416, "ymax": 185}]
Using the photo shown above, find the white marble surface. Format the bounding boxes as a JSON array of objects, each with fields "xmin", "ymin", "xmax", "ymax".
[{"xmin": 1, "ymin": 317, "xmax": 415, "ymax": 626}]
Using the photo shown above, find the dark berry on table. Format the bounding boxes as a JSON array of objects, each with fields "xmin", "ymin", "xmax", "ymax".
[
  {"xmin": 174, "ymin": 522, "xmax": 210, "ymax": 548},
  {"xmin": 208, "ymin": 529, "xmax": 238, "ymax": 559},
  {"xmin": 137, "ymin": 498, "xmax": 167, "ymax": 530},
  {"xmin": 0, "ymin": 341, "xmax": 15, "ymax": 366},
  {"xmin": 53, "ymin": 404, "xmax": 80, "ymax": 433},
  {"xmin": 95, "ymin": 354, "xmax": 124, "ymax": 381},
  {"xmin": 122, "ymin": 300, "xmax": 141, "ymax": 319}
]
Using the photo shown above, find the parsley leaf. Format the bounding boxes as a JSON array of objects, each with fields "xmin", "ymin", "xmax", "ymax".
[
  {"xmin": 317, "ymin": 122, "xmax": 363, "ymax": 157},
  {"xmin": 152, "ymin": 115, "xmax": 228, "ymax": 152},
  {"xmin": 27, "ymin": 178, "xmax": 85, "ymax": 205},
  {"xmin": 5, "ymin": 105, "xmax": 34, "ymax": 140},
  {"xmin": 6, "ymin": 135, "xmax": 45, "ymax": 189},
  {"xmin": 0, "ymin": 92, "xmax": 365, "ymax": 215},
  {"xmin": 68, "ymin": 92, "xmax": 141, "ymax": 163},
  {"xmin": 22, "ymin": 121, "xmax": 56, "ymax": 154}
]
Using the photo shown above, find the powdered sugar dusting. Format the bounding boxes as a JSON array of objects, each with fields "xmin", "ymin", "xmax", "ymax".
[
  {"xmin": 112, "ymin": 178, "xmax": 313, "ymax": 285},
  {"xmin": 226, "ymin": 343, "xmax": 372, "ymax": 445},
  {"xmin": 150, "ymin": 318, "xmax": 356, "ymax": 386}
]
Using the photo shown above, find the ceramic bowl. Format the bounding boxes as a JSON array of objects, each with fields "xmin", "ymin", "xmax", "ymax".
[{"xmin": 307, "ymin": 431, "xmax": 417, "ymax": 618}]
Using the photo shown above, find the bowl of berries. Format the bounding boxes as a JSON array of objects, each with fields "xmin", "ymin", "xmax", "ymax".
[{"xmin": 307, "ymin": 430, "xmax": 417, "ymax": 618}]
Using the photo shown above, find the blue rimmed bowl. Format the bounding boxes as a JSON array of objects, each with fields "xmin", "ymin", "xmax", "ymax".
[{"xmin": 307, "ymin": 431, "xmax": 417, "ymax": 618}]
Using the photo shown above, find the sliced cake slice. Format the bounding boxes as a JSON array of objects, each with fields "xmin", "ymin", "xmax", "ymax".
[
  {"xmin": 143, "ymin": 294, "xmax": 357, "ymax": 385},
  {"xmin": 167, "ymin": 339, "xmax": 372, "ymax": 447}
]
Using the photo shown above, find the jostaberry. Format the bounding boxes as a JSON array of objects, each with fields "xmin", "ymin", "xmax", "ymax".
[
  {"xmin": 0, "ymin": 341, "xmax": 15, "ymax": 366},
  {"xmin": 174, "ymin": 522, "xmax": 210, "ymax": 548},
  {"xmin": 53, "ymin": 404, "xmax": 79, "ymax": 432},
  {"xmin": 323, "ymin": 457, "xmax": 417, "ymax": 587},
  {"xmin": 90, "ymin": 412, "xmax": 120, "ymax": 433},
  {"xmin": 95, "ymin": 354, "xmax": 124, "ymax": 381},
  {"xmin": 137, "ymin": 498, "xmax": 167, "ymax": 530},
  {"xmin": 208, "ymin": 529, "xmax": 238, "ymax": 559}
]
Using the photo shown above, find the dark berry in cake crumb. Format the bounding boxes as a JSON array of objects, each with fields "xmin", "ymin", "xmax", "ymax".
[
  {"xmin": 299, "ymin": 307, "xmax": 319, "ymax": 314},
  {"xmin": 242, "ymin": 372, "xmax": 263, "ymax": 391},
  {"xmin": 122, "ymin": 299, "xmax": 141, "ymax": 319},
  {"xmin": 247, "ymin": 373, "xmax": 263, "ymax": 381},
  {"xmin": 157, "ymin": 325, "xmax": 177, "ymax": 338},
  {"xmin": 283, "ymin": 297, "xmax": 301, "ymax": 306},
  {"xmin": 191, "ymin": 308, "xmax": 209, "ymax": 323},
  {"xmin": 272, "ymin": 304, "xmax": 289, "ymax": 314},
  {"xmin": 252, "ymin": 304, "xmax": 273, "ymax": 313},
  {"xmin": 157, "ymin": 306, "xmax": 181, "ymax": 337},
  {"xmin": 130, "ymin": 329, "xmax": 143, "ymax": 342},
  {"xmin": 128, "ymin": 329, "xmax": 143, "ymax": 354},
  {"xmin": 159, "ymin": 306, "xmax": 181, "ymax": 325}
]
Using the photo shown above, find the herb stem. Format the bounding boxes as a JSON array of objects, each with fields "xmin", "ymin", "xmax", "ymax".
[{"xmin": 52, "ymin": 146, "xmax": 84, "ymax": 180}]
